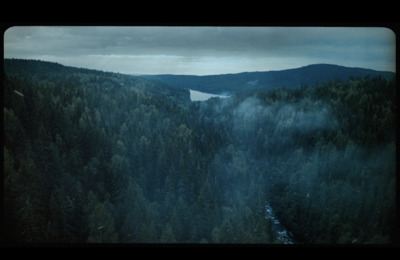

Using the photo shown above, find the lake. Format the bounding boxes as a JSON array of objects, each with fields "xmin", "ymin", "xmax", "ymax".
[{"xmin": 189, "ymin": 89, "xmax": 230, "ymax": 101}]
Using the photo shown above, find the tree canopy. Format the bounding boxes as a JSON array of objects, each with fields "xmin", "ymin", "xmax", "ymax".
[{"xmin": 3, "ymin": 59, "xmax": 396, "ymax": 245}]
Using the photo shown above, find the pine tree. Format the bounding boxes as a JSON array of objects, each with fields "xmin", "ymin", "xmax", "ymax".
[
  {"xmin": 87, "ymin": 202, "xmax": 118, "ymax": 243},
  {"xmin": 169, "ymin": 196, "xmax": 191, "ymax": 242},
  {"xmin": 160, "ymin": 223, "xmax": 177, "ymax": 243},
  {"xmin": 15, "ymin": 158, "xmax": 47, "ymax": 242},
  {"xmin": 4, "ymin": 147, "xmax": 22, "ymax": 241}
]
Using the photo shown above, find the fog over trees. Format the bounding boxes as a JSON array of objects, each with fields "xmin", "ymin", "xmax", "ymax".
[{"xmin": 3, "ymin": 59, "xmax": 396, "ymax": 245}]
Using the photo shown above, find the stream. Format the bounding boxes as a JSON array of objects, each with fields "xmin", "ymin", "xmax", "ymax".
[{"xmin": 265, "ymin": 204, "xmax": 295, "ymax": 244}]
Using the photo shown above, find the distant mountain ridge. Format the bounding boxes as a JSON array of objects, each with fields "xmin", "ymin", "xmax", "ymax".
[
  {"xmin": 142, "ymin": 64, "xmax": 395, "ymax": 94},
  {"xmin": 4, "ymin": 59, "xmax": 395, "ymax": 98}
]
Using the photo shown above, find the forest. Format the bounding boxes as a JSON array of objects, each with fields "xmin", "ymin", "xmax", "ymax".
[{"xmin": 3, "ymin": 59, "xmax": 397, "ymax": 245}]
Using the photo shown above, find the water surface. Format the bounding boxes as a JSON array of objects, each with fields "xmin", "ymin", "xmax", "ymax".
[{"xmin": 189, "ymin": 89, "xmax": 230, "ymax": 101}]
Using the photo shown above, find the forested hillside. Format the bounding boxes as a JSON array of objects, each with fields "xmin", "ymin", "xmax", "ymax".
[
  {"xmin": 142, "ymin": 64, "xmax": 395, "ymax": 94},
  {"xmin": 3, "ymin": 59, "xmax": 396, "ymax": 244},
  {"xmin": 4, "ymin": 59, "xmax": 190, "ymax": 104}
]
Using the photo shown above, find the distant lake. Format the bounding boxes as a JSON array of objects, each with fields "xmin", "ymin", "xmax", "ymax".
[{"xmin": 189, "ymin": 89, "xmax": 230, "ymax": 101}]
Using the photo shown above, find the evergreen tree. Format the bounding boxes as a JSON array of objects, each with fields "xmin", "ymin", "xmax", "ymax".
[
  {"xmin": 160, "ymin": 223, "xmax": 177, "ymax": 243},
  {"xmin": 87, "ymin": 202, "xmax": 118, "ymax": 243}
]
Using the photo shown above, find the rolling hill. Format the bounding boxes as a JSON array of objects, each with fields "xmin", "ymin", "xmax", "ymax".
[
  {"xmin": 4, "ymin": 58, "xmax": 190, "ymax": 104},
  {"xmin": 141, "ymin": 64, "xmax": 395, "ymax": 94}
]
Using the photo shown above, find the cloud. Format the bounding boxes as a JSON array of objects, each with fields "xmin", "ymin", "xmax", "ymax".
[{"xmin": 4, "ymin": 26, "xmax": 396, "ymax": 74}]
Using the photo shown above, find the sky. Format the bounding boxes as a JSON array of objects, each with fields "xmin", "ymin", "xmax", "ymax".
[{"xmin": 3, "ymin": 26, "xmax": 396, "ymax": 75}]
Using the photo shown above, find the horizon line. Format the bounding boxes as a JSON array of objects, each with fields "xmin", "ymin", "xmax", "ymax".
[{"xmin": 4, "ymin": 57, "xmax": 396, "ymax": 76}]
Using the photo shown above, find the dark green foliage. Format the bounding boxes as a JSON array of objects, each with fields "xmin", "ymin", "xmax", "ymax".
[
  {"xmin": 3, "ymin": 59, "xmax": 220, "ymax": 243},
  {"xmin": 3, "ymin": 59, "xmax": 396, "ymax": 245}
]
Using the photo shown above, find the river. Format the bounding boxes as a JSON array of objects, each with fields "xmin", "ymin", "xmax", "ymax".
[
  {"xmin": 265, "ymin": 204, "xmax": 295, "ymax": 244},
  {"xmin": 190, "ymin": 88, "xmax": 293, "ymax": 243}
]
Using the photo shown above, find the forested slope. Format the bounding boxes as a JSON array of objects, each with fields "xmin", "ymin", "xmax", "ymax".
[
  {"xmin": 142, "ymin": 64, "xmax": 395, "ymax": 94},
  {"xmin": 4, "ymin": 59, "xmax": 190, "ymax": 104},
  {"xmin": 3, "ymin": 59, "xmax": 273, "ymax": 243},
  {"xmin": 188, "ymin": 75, "xmax": 396, "ymax": 244},
  {"xmin": 3, "ymin": 59, "xmax": 397, "ymax": 244}
]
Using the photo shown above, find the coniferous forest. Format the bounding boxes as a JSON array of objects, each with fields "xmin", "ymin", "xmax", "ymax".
[{"xmin": 3, "ymin": 59, "xmax": 397, "ymax": 245}]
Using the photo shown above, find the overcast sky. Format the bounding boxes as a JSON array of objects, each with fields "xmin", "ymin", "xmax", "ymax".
[{"xmin": 4, "ymin": 26, "xmax": 396, "ymax": 75}]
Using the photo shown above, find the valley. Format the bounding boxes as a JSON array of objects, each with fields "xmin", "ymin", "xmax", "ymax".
[{"xmin": 3, "ymin": 59, "xmax": 396, "ymax": 245}]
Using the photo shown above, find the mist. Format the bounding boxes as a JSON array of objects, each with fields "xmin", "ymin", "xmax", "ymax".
[
  {"xmin": 232, "ymin": 96, "xmax": 338, "ymax": 137},
  {"xmin": 198, "ymin": 80, "xmax": 396, "ymax": 243}
]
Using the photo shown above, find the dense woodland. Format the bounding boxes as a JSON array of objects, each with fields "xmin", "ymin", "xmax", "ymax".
[{"xmin": 3, "ymin": 59, "xmax": 397, "ymax": 244}]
